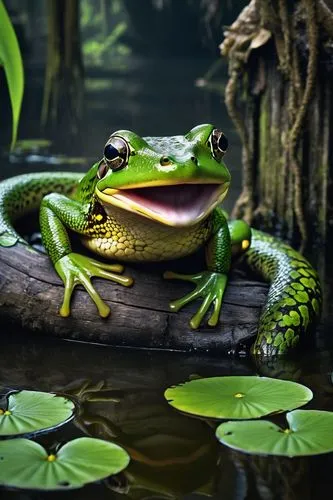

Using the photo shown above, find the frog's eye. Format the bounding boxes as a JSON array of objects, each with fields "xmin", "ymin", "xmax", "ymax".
[
  {"xmin": 103, "ymin": 136, "xmax": 129, "ymax": 171},
  {"xmin": 209, "ymin": 129, "xmax": 228, "ymax": 162}
]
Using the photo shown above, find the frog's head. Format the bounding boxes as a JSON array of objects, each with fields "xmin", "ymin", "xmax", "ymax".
[{"xmin": 94, "ymin": 124, "xmax": 231, "ymax": 227}]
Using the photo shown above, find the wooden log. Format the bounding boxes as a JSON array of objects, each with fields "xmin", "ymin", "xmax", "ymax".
[{"xmin": 0, "ymin": 242, "xmax": 268, "ymax": 354}]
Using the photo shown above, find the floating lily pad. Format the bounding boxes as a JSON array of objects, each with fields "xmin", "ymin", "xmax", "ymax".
[
  {"xmin": 216, "ymin": 410, "xmax": 333, "ymax": 457},
  {"xmin": 164, "ymin": 377, "xmax": 312, "ymax": 419},
  {"xmin": 0, "ymin": 437, "xmax": 130, "ymax": 490},
  {"xmin": 0, "ymin": 390, "xmax": 75, "ymax": 437}
]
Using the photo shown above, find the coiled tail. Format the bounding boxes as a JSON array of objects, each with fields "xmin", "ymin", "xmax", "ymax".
[
  {"xmin": 244, "ymin": 229, "xmax": 322, "ymax": 356},
  {"xmin": 0, "ymin": 172, "xmax": 82, "ymax": 247}
]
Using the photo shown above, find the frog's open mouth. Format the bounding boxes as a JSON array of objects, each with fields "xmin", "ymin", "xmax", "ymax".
[{"xmin": 96, "ymin": 182, "xmax": 229, "ymax": 226}]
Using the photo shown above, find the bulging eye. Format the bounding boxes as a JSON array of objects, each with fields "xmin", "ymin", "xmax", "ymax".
[
  {"xmin": 209, "ymin": 129, "xmax": 228, "ymax": 162},
  {"xmin": 103, "ymin": 136, "xmax": 129, "ymax": 171}
]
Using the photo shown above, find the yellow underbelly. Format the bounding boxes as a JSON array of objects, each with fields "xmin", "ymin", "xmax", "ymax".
[{"xmin": 81, "ymin": 206, "xmax": 212, "ymax": 262}]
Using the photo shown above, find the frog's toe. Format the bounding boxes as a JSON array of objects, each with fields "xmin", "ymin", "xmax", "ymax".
[
  {"xmin": 95, "ymin": 301, "xmax": 111, "ymax": 318},
  {"xmin": 190, "ymin": 295, "xmax": 213, "ymax": 329},
  {"xmin": 86, "ymin": 257, "xmax": 133, "ymax": 287},
  {"xmin": 59, "ymin": 302, "xmax": 71, "ymax": 318},
  {"xmin": 80, "ymin": 274, "xmax": 111, "ymax": 318},
  {"xmin": 164, "ymin": 270, "xmax": 197, "ymax": 283},
  {"xmin": 169, "ymin": 288, "xmax": 202, "ymax": 312},
  {"xmin": 207, "ymin": 310, "xmax": 219, "ymax": 327},
  {"xmin": 208, "ymin": 289, "xmax": 223, "ymax": 326},
  {"xmin": 95, "ymin": 267, "xmax": 134, "ymax": 287},
  {"xmin": 58, "ymin": 274, "xmax": 75, "ymax": 317},
  {"xmin": 89, "ymin": 260, "xmax": 124, "ymax": 274}
]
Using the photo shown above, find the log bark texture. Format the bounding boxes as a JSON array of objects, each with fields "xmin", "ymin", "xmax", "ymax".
[{"xmin": 0, "ymin": 243, "xmax": 268, "ymax": 354}]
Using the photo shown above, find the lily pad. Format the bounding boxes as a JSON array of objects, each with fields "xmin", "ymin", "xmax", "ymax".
[
  {"xmin": 164, "ymin": 377, "xmax": 312, "ymax": 419},
  {"xmin": 216, "ymin": 410, "xmax": 333, "ymax": 457},
  {"xmin": 0, "ymin": 390, "xmax": 75, "ymax": 437},
  {"xmin": 0, "ymin": 437, "xmax": 130, "ymax": 490}
]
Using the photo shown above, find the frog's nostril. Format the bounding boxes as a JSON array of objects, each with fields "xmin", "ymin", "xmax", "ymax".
[
  {"xmin": 160, "ymin": 156, "xmax": 172, "ymax": 166},
  {"xmin": 191, "ymin": 156, "xmax": 198, "ymax": 164}
]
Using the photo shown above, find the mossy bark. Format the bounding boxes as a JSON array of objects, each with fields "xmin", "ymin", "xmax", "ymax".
[{"xmin": 221, "ymin": 0, "xmax": 333, "ymax": 285}]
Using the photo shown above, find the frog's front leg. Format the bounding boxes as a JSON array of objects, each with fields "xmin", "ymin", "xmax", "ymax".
[
  {"xmin": 40, "ymin": 193, "xmax": 133, "ymax": 318},
  {"xmin": 164, "ymin": 210, "xmax": 252, "ymax": 329},
  {"xmin": 164, "ymin": 209, "xmax": 233, "ymax": 329}
]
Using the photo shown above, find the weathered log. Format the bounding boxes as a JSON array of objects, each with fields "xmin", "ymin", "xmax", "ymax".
[{"xmin": 0, "ymin": 242, "xmax": 268, "ymax": 354}]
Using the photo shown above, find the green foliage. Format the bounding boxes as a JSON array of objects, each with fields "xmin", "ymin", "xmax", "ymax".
[
  {"xmin": 0, "ymin": 437, "xmax": 130, "ymax": 490},
  {"xmin": 83, "ymin": 22, "xmax": 129, "ymax": 66},
  {"xmin": 216, "ymin": 410, "xmax": 333, "ymax": 457},
  {"xmin": 0, "ymin": 390, "xmax": 75, "ymax": 437},
  {"xmin": 164, "ymin": 376, "xmax": 313, "ymax": 419},
  {"xmin": 81, "ymin": 0, "xmax": 130, "ymax": 67},
  {"xmin": 0, "ymin": 0, "xmax": 24, "ymax": 149}
]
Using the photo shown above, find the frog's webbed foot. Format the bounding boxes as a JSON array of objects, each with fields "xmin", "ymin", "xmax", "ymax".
[
  {"xmin": 55, "ymin": 252, "xmax": 134, "ymax": 318},
  {"xmin": 163, "ymin": 270, "xmax": 227, "ymax": 329}
]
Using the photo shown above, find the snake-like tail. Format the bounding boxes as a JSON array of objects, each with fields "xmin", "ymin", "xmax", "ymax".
[
  {"xmin": 245, "ymin": 229, "xmax": 322, "ymax": 356},
  {"xmin": 0, "ymin": 172, "xmax": 82, "ymax": 247}
]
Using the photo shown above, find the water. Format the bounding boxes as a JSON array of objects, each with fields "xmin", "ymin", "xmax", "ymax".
[
  {"xmin": 1, "ymin": 56, "xmax": 333, "ymax": 498},
  {"xmin": 1, "ymin": 332, "xmax": 333, "ymax": 499}
]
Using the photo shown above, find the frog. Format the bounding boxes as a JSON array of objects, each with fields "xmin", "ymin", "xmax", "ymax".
[{"xmin": 0, "ymin": 124, "xmax": 322, "ymax": 356}]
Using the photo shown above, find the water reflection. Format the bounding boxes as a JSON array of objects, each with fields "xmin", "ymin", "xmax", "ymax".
[{"xmin": 1, "ymin": 332, "xmax": 333, "ymax": 499}]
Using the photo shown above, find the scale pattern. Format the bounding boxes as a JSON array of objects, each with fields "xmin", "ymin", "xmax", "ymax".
[
  {"xmin": 0, "ymin": 172, "xmax": 81, "ymax": 243},
  {"xmin": 83, "ymin": 203, "xmax": 212, "ymax": 261},
  {"xmin": 244, "ymin": 229, "xmax": 322, "ymax": 356}
]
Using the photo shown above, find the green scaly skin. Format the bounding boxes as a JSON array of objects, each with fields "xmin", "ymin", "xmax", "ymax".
[
  {"xmin": 0, "ymin": 124, "xmax": 322, "ymax": 356},
  {"xmin": 244, "ymin": 230, "xmax": 321, "ymax": 356},
  {"xmin": 0, "ymin": 172, "xmax": 81, "ymax": 246}
]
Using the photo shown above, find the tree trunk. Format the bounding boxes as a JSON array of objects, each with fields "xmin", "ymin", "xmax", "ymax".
[
  {"xmin": 41, "ymin": 0, "xmax": 84, "ymax": 136},
  {"xmin": 221, "ymin": 0, "xmax": 333, "ymax": 291}
]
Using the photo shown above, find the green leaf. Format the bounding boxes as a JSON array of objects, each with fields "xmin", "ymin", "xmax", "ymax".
[
  {"xmin": 0, "ymin": 390, "xmax": 75, "ymax": 437},
  {"xmin": 0, "ymin": 0, "xmax": 24, "ymax": 149},
  {"xmin": 216, "ymin": 410, "xmax": 333, "ymax": 457},
  {"xmin": 164, "ymin": 376, "xmax": 312, "ymax": 419},
  {"xmin": 0, "ymin": 437, "xmax": 130, "ymax": 490}
]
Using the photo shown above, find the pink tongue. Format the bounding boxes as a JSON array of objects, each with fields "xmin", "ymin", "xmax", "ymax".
[{"xmin": 113, "ymin": 184, "xmax": 218, "ymax": 225}]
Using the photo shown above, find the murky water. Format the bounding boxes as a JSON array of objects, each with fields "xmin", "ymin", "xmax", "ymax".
[
  {"xmin": 1, "ymin": 332, "xmax": 333, "ymax": 499},
  {"xmin": 1, "ymin": 56, "xmax": 333, "ymax": 499}
]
